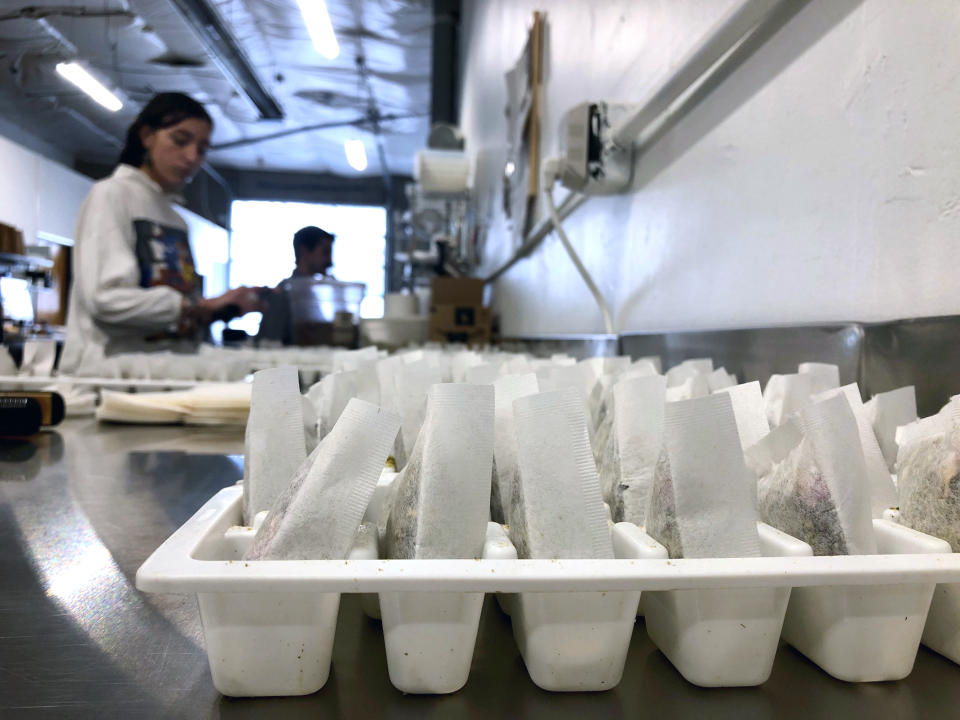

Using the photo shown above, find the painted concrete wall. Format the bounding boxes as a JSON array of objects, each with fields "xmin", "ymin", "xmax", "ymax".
[
  {"xmin": 460, "ymin": 0, "xmax": 960, "ymax": 335},
  {"xmin": 0, "ymin": 132, "xmax": 90, "ymax": 248}
]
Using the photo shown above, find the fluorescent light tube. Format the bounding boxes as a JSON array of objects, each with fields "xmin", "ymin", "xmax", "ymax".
[
  {"xmin": 296, "ymin": 0, "xmax": 339, "ymax": 59},
  {"xmin": 344, "ymin": 139, "xmax": 368, "ymax": 171},
  {"xmin": 55, "ymin": 62, "xmax": 123, "ymax": 112}
]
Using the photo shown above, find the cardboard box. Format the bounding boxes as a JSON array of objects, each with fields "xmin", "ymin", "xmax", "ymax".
[
  {"xmin": 429, "ymin": 303, "xmax": 491, "ymax": 346},
  {"xmin": 430, "ymin": 277, "xmax": 484, "ymax": 308}
]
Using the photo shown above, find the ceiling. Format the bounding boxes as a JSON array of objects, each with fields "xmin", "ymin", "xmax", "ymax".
[{"xmin": 0, "ymin": 0, "xmax": 434, "ymax": 176}]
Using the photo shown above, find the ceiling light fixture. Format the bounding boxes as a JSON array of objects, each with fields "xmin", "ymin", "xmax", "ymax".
[
  {"xmin": 55, "ymin": 62, "xmax": 123, "ymax": 112},
  {"xmin": 296, "ymin": 0, "xmax": 339, "ymax": 59},
  {"xmin": 344, "ymin": 139, "xmax": 368, "ymax": 171}
]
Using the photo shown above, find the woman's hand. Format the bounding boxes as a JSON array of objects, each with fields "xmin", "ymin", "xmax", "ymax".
[{"xmin": 180, "ymin": 286, "xmax": 267, "ymax": 331}]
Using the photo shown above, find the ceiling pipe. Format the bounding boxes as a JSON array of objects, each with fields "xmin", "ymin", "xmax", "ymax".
[
  {"xmin": 166, "ymin": 0, "xmax": 284, "ymax": 120},
  {"xmin": 210, "ymin": 112, "xmax": 426, "ymax": 151}
]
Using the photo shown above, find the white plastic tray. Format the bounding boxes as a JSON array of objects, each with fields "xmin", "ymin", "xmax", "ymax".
[
  {"xmin": 136, "ymin": 486, "xmax": 960, "ymax": 695},
  {"xmin": 137, "ymin": 486, "xmax": 960, "ymax": 595},
  {"xmin": 885, "ymin": 508, "xmax": 960, "ymax": 666}
]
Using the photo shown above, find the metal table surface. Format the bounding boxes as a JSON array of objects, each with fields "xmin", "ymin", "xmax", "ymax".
[{"xmin": 2, "ymin": 419, "xmax": 960, "ymax": 719}]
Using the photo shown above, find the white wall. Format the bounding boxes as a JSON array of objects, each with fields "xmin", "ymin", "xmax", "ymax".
[
  {"xmin": 0, "ymin": 132, "xmax": 92, "ymax": 247},
  {"xmin": 460, "ymin": 0, "xmax": 960, "ymax": 335}
]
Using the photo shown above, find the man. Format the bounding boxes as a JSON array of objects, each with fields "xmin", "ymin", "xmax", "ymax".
[
  {"xmin": 291, "ymin": 225, "xmax": 335, "ymax": 278},
  {"xmin": 257, "ymin": 226, "xmax": 335, "ymax": 344}
]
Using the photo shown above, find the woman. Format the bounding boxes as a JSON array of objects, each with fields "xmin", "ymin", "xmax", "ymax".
[{"xmin": 59, "ymin": 92, "xmax": 261, "ymax": 373}]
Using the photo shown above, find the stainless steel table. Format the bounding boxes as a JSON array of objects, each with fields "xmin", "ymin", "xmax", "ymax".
[{"xmin": 3, "ymin": 419, "xmax": 960, "ymax": 718}]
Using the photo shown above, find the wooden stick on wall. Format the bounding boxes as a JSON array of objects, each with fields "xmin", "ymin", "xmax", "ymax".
[{"xmin": 526, "ymin": 11, "xmax": 544, "ymax": 200}]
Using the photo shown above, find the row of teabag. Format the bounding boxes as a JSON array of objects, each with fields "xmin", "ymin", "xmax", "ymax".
[{"xmin": 238, "ymin": 348, "xmax": 942, "ymax": 568}]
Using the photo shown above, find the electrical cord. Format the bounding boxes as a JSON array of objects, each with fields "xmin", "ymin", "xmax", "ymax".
[{"xmin": 542, "ymin": 165, "xmax": 614, "ymax": 334}]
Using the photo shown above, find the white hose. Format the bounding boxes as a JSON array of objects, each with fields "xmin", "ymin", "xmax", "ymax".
[{"xmin": 543, "ymin": 182, "xmax": 615, "ymax": 334}]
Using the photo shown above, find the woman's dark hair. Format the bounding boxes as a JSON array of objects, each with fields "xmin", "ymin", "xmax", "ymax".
[{"xmin": 118, "ymin": 92, "xmax": 212, "ymax": 167}]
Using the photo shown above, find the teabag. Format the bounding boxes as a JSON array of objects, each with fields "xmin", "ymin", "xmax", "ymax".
[
  {"xmin": 812, "ymin": 384, "xmax": 897, "ymax": 517},
  {"xmin": 646, "ymin": 392, "xmax": 761, "ymax": 559},
  {"xmin": 395, "ymin": 360, "xmax": 445, "ymax": 462},
  {"xmin": 21, "ymin": 340, "xmax": 56, "ymax": 377},
  {"xmin": 798, "ymin": 362, "xmax": 840, "ymax": 395},
  {"xmin": 243, "ymin": 366, "xmax": 307, "ymax": 525},
  {"xmin": 384, "ymin": 383, "xmax": 494, "ymax": 560},
  {"xmin": 864, "ymin": 386, "xmax": 917, "ymax": 471},
  {"xmin": 0, "ymin": 346, "xmax": 15, "ymax": 375},
  {"xmin": 511, "ymin": 387, "xmax": 613, "ymax": 559},
  {"xmin": 763, "ymin": 373, "xmax": 814, "ymax": 426},
  {"xmin": 490, "ymin": 373, "xmax": 540, "ymax": 524},
  {"xmin": 715, "ymin": 381, "xmax": 770, "ymax": 451},
  {"xmin": 629, "ymin": 359, "xmax": 660, "ymax": 377},
  {"xmin": 548, "ymin": 363, "xmax": 598, "ymax": 443},
  {"xmin": 707, "ymin": 367, "xmax": 737, "ymax": 392},
  {"xmin": 332, "ymin": 346, "xmax": 380, "ymax": 372},
  {"xmin": 635, "ymin": 356, "xmax": 663, "ymax": 374},
  {"xmin": 755, "ymin": 393, "xmax": 877, "ymax": 555},
  {"xmin": 600, "ymin": 375, "xmax": 667, "ymax": 525},
  {"xmin": 307, "ymin": 371, "xmax": 358, "ymax": 439},
  {"xmin": 450, "ymin": 351, "xmax": 484, "ymax": 382},
  {"xmin": 895, "ymin": 399, "xmax": 960, "ymax": 550},
  {"xmin": 375, "ymin": 356, "xmax": 406, "ymax": 465},
  {"xmin": 465, "ymin": 361, "xmax": 502, "ymax": 385},
  {"xmin": 665, "ymin": 374, "xmax": 709, "ymax": 402},
  {"xmin": 301, "ymin": 395, "xmax": 319, "ymax": 454},
  {"xmin": 245, "ymin": 399, "xmax": 400, "ymax": 560}
]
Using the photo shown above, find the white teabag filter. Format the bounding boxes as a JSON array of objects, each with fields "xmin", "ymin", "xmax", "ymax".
[
  {"xmin": 896, "ymin": 400, "xmax": 960, "ymax": 551},
  {"xmin": 707, "ymin": 367, "xmax": 737, "ymax": 392},
  {"xmin": 548, "ymin": 363, "xmax": 597, "ymax": 442},
  {"xmin": 451, "ymin": 351, "xmax": 483, "ymax": 382},
  {"xmin": 0, "ymin": 346, "xmax": 16, "ymax": 375},
  {"xmin": 812, "ymin": 384, "xmax": 897, "ymax": 517},
  {"xmin": 665, "ymin": 363, "xmax": 698, "ymax": 388},
  {"xmin": 332, "ymin": 346, "xmax": 380, "ymax": 372},
  {"xmin": 242, "ymin": 366, "xmax": 307, "ymax": 525},
  {"xmin": 646, "ymin": 393, "xmax": 761, "ymax": 559},
  {"xmin": 510, "ymin": 387, "xmax": 613, "ymax": 560},
  {"xmin": 635, "ymin": 356, "xmax": 662, "ymax": 374},
  {"xmin": 351, "ymin": 360, "xmax": 381, "ymax": 405},
  {"xmin": 798, "ymin": 362, "xmax": 840, "ymax": 396},
  {"xmin": 601, "ymin": 375, "xmax": 667, "ymax": 525},
  {"xmin": 763, "ymin": 373, "xmax": 814, "ymax": 426},
  {"xmin": 490, "ymin": 373, "xmax": 540, "ymax": 524},
  {"xmin": 665, "ymin": 374, "xmax": 709, "ymax": 402},
  {"xmin": 744, "ymin": 417, "xmax": 804, "ymax": 480},
  {"xmin": 757, "ymin": 394, "xmax": 877, "ymax": 556},
  {"xmin": 864, "ymin": 386, "xmax": 917, "ymax": 472},
  {"xmin": 715, "ymin": 381, "xmax": 770, "ymax": 452},
  {"xmin": 375, "ymin": 355, "xmax": 406, "ymax": 466},
  {"xmin": 395, "ymin": 360, "xmax": 445, "ymax": 462},
  {"xmin": 245, "ymin": 399, "xmax": 401, "ymax": 560},
  {"xmin": 384, "ymin": 384, "xmax": 494, "ymax": 560},
  {"xmin": 301, "ymin": 395, "xmax": 319, "ymax": 454},
  {"xmin": 465, "ymin": 362, "xmax": 502, "ymax": 385},
  {"xmin": 307, "ymin": 370, "xmax": 358, "ymax": 439},
  {"xmin": 628, "ymin": 359, "xmax": 659, "ymax": 377},
  {"xmin": 680, "ymin": 358, "xmax": 714, "ymax": 375},
  {"xmin": 21, "ymin": 340, "xmax": 56, "ymax": 377}
]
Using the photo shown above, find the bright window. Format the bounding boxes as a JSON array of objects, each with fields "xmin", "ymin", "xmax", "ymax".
[{"xmin": 228, "ymin": 200, "xmax": 387, "ymax": 335}]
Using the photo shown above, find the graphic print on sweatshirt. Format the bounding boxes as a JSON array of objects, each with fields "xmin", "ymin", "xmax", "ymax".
[{"xmin": 133, "ymin": 220, "xmax": 201, "ymax": 299}]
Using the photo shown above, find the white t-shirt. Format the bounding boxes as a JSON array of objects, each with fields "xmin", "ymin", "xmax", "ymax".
[{"xmin": 59, "ymin": 164, "xmax": 191, "ymax": 373}]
